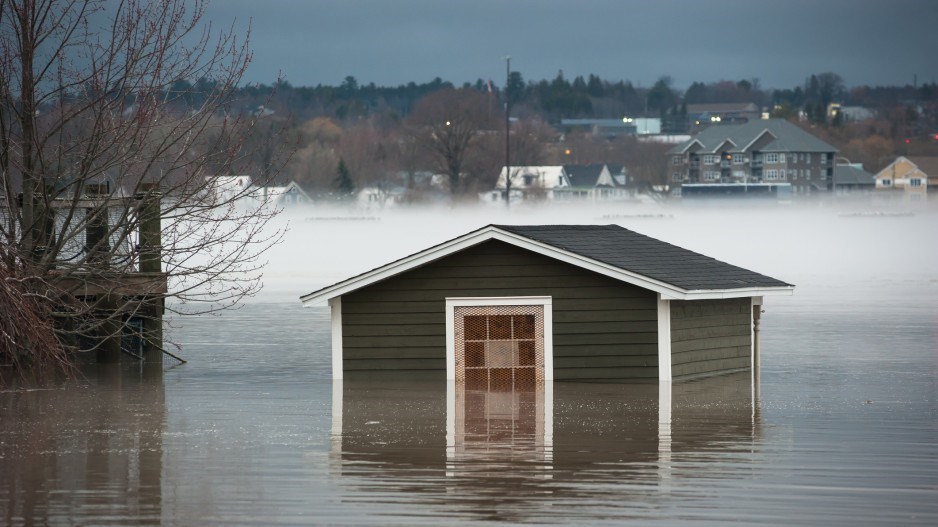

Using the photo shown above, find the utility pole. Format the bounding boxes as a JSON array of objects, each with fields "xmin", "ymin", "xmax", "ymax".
[{"xmin": 505, "ymin": 56, "xmax": 511, "ymax": 209}]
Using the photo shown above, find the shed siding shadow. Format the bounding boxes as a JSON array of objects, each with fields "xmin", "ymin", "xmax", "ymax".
[
  {"xmin": 342, "ymin": 239, "xmax": 658, "ymax": 381},
  {"xmin": 669, "ymin": 298, "xmax": 752, "ymax": 380}
]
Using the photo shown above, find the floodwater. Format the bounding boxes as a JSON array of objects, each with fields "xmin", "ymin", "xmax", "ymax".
[{"xmin": 2, "ymin": 204, "xmax": 937, "ymax": 525}]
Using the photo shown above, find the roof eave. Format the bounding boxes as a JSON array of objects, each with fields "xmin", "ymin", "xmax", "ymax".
[{"xmin": 661, "ymin": 285, "xmax": 795, "ymax": 301}]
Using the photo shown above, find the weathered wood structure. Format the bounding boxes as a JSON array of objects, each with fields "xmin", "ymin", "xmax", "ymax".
[
  {"xmin": 301, "ymin": 225, "xmax": 793, "ymax": 383},
  {"xmin": 3, "ymin": 182, "xmax": 168, "ymax": 367}
]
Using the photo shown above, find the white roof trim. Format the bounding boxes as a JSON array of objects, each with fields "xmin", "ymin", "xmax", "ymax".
[
  {"xmin": 708, "ymin": 138, "xmax": 738, "ymax": 154},
  {"xmin": 300, "ymin": 226, "xmax": 794, "ymax": 306},
  {"xmin": 679, "ymin": 138, "xmax": 704, "ymax": 154},
  {"xmin": 740, "ymin": 129, "xmax": 777, "ymax": 153}
]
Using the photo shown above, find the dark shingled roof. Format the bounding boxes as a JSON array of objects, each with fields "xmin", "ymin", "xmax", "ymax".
[{"xmin": 494, "ymin": 224, "xmax": 791, "ymax": 291}]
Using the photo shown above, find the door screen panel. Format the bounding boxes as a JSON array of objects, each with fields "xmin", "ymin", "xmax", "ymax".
[{"xmin": 454, "ymin": 305, "xmax": 545, "ymax": 389}]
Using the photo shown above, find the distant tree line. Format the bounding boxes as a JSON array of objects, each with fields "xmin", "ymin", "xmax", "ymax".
[{"xmin": 109, "ymin": 71, "xmax": 938, "ymax": 197}]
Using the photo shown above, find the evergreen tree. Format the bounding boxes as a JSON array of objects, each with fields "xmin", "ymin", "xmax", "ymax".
[{"xmin": 333, "ymin": 158, "xmax": 355, "ymax": 197}]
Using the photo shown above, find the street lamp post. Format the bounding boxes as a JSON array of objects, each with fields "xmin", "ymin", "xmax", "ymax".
[{"xmin": 504, "ymin": 56, "xmax": 511, "ymax": 209}]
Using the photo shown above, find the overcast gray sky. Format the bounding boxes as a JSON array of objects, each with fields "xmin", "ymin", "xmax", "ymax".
[{"xmin": 203, "ymin": 0, "xmax": 937, "ymax": 90}]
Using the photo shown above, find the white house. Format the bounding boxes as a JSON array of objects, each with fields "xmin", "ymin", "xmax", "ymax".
[
  {"xmin": 263, "ymin": 181, "xmax": 313, "ymax": 207},
  {"xmin": 482, "ymin": 165, "xmax": 633, "ymax": 204}
]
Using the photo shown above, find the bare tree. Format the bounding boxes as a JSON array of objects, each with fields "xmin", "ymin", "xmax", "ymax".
[
  {"xmin": 408, "ymin": 88, "xmax": 495, "ymax": 196},
  {"xmin": 0, "ymin": 0, "xmax": 284, "ymax": 376}
]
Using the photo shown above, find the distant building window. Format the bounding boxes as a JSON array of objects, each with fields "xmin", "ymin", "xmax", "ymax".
[
  {"xmin": 910, "ymin": 178, "xmax": 923, "ymax": 187},
  {"xmin": 779, "ymin": 153, "xmax": 786, "ymax": 163},
  {"xmin": 672, "ymin": 172, "xmax": 683, "ymax": 182},
  {"xmin": 703, "ymin": 171, "xmax": 720, "ymax": 181},
  {"xmin": 778, "ymin": 171, "xmax": 786, "ymax": 181},
  {"xmin": 672, "ymin": 156, "xmax": 683, "ymax": 166},
  {"xmin": 703, "ymin": 155, "xmax": 719, "ymax": 165},
  {"xmin": 789, "ymin": 169, "xmax": 796, "ymax": 178},
  {"xmin": 765, "ymin": 153, "xmax": 779, "ymax": 164},
  {"xmin": 732, "ymin": 154, "xmax": 745, "ymax": 164},
  {"xmin": 880, "ymin": 179, "xmax": 891, "ymax": 186},
  {"xmin": 799, "ymin": 153, "xmax": 805, "ymax": 162},
  {"xmin": 806, "ymin": 153, "xmax": 812, "ymax": 163},
  {"xmin": 523, "ymin": 175, "xmax": 534, "ymax": 186},
  {"xmin": 766, "ymin": 169, "xmax": 778, "ymax": 180},
  {"xmin": 732, "ymin": 170, "xmax": 746, "ymax": 179},
  {"xmin": 820, "ymin": 153, "xmax": 828, "ymax": 163}
]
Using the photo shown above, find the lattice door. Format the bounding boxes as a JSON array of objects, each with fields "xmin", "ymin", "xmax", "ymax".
[{"xmin": 454, "ymin": 305, "xmax": 545, "ymax": 389}]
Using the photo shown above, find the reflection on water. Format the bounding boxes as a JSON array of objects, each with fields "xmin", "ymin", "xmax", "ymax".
[
  {"xmin": 332, "ymin": 373, "xmax": 757, "ymax": 523},
  {"xmin": 0, "ymin": 366, "xmax": 164, "ymax": 525}
]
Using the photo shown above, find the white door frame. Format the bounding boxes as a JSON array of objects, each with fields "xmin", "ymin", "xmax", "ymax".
[{"xmin": 445, "ymin": 296, "xmax": 553, "ymax": 381}]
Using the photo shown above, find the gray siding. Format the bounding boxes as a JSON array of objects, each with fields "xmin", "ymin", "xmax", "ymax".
[
  {"xmin": 342, "ymin": 240, "xmax": 658, "ymax": 381},
  {"xmin": 670, "ymin": 298, "xmax": 752, "ymax": 380}
]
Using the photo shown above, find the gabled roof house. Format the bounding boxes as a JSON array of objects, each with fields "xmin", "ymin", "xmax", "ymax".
[
  {"xmin": 875, "ymin": 157, "xmax": 933, "ymax": 203},
  {"xmin": 301, "ymin": 225, "xmax": 793, "ymax": 385}
]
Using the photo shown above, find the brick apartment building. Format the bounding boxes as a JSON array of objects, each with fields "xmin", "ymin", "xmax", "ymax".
[{"xmin": 668, "ymin": 119, "xmax": 838, "ymax": 194}]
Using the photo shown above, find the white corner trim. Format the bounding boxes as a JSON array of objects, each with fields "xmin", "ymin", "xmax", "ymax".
[
  {"xmin": 445, "ymin": 296, "xmax": 553, "ymax": 382},
  {"xmin": 331, "ymin": 379, "xmax": 343, "ymax": 452},
  {"xmin": 657, "ymin": 295, "xmax": 672, "ymax": 382},
  {"xmin": 329, "ymin": 296, "xmax": 343, "ymax": 380},
  {"xmin": 543, "ymin": 303, "xmax": 554, "ymax": 382}
]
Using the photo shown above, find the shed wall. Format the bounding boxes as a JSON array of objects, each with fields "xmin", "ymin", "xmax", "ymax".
[
  {"xmin": 669, "ymin": 298, "xmax": 752, "ymax": 379},
  {"xmin": 341, "ymin": 240, "xmax": 659, "ymax": 381}
]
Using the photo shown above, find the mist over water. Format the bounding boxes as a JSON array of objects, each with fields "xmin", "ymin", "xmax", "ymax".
[
  {"xmin": 2, "ymin": 200, "xmax": 937, "ymax": 525},
  {"xmin": 265, "ymin": 200, "xmax": 938, "ymax": 302}
]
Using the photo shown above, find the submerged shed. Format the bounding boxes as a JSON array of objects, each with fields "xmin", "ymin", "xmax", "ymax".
[{"xmin": 300, "ymin": 225, "xmax": 793, "ymax": 384}]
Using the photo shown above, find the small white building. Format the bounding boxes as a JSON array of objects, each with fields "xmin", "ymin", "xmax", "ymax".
[{"xmin": 482, "ymin": 165, "xmax": 632, "ymax": 204}]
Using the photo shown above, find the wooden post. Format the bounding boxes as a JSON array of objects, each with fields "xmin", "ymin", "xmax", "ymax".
[
  {"xmin": 138, "ymin": 183, "xmax": 161, "ymax": 274},
  {"xmin": 96, "ymin": 294, "xmax": 122, "ymax": 363},
  {"xmin": 85, "ymin": 182, "xmax": 110, "ymax": 267},
  {"xmin": 138, "ymin": 184, "xmax": 163, "ymax": 369}
]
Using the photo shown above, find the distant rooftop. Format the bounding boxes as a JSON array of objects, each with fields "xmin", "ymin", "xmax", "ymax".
[{"xmin": 669, "ymin": 119, "xmax": 838, "ymax": 155}]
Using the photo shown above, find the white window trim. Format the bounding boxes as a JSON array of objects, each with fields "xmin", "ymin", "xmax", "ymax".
[{"xmin": 445, "ymin": 296, "xmax": 554, "ymax": 382}]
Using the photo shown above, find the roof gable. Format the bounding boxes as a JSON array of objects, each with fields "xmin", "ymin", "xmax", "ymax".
[
  {"xmin": 905, "ymin": 156, "xmax": 938, "ymax": 176},
  {"xmin": 562, "ymin": 164, "xmax": 611, "ymax": 187},
  {"xmin": 300, "ymin": 225, "xmax": 793, "ymax": 306}
]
